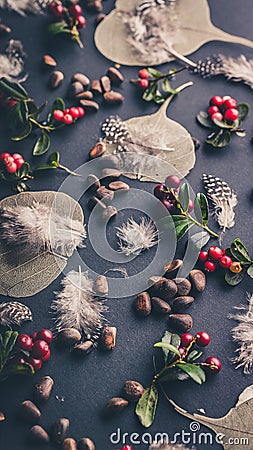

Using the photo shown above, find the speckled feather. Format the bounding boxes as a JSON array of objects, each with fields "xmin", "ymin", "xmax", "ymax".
[{"xmin": 0, "ymin": 302, "xmax": 32, "ymax": 327}]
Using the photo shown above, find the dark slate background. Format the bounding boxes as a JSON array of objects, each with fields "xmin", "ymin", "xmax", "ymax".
[{"xmin": 1, "ymin": 1, "xmax": 253, "ymax": 449}]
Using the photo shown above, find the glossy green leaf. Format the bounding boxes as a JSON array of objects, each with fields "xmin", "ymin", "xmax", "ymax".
[
  {"xmin": 7, "ymin": 362, "xmax": 35, "ymax": 377},
  {"xmin": 48, "ymin": 22, "xmax": 70, "ymax": 36},
  {"xmin": 187, "ymin": 350, "xmax": 203, "ymax": 362},
  {"xmin": 230, "ymin": 238, "xmax": 251, "ymax": 262},
  {"xmin": 12, "ymin": 121, "xmax": 32, "ymax": 141},
  {"xmin": 49, "ymin": 151, "xmax": 60, "ymax": 164},
  {"xmin": 162, "ymin": 78, "xmax": 172, "ymax": 92},
  {"xmin": 161, "ymin": 331, "xmax": 181, "ymax": 365},
  {"xmin": 196, "ymin": 111, "xmax": 212, "ymax": 128},
  {"xmin": 135, "ymin": 384, "xmax": 158, "ymax": 428},
  {"xmin": 247, "ymin": 264, "xmax": 253, "ymax": 278},
  {"xmin": 47, "ymin": 98, "xmax": 65, "ymax": 123},
  {"xmin": 188, "ymin": 231, "xmax": 210, "ymax": 251},
  {"xmin": 0, "ymin": 78, "xmax": 28, "ymax": 101},
  {"xmin": 33, "ymin": 132, "xmax": 50, "ymax": 156},
  {"xmin": 194, "ymin": 192, "xmax": 208, "ymax": 224},
  {"xmin": 206, "ymin": 129, "xmax": 231, "ymax": 147},
  {"xmin": 154, "ymin": 341, "xmax": 181, "ymax": 357},
  {"xmin": 16, "ymin": 182, "xmax": 30, "ymax": 192},
  {"xmin": 4, "ymin": 331, "xmax": 18, "ymax": 357},
  {"xmin": 142, "ymin": 82, "xmax": 157, "ymax": 102},
  {"xmin": 176, "ymin": 362, "xmax": 206, "ymax": 384},
  {"xmin": 179, "ymin": 182, "xmax": 190, "ymax": 211},
  {"xmin": 213, "ymin": 118, "xmax": 231, "ymax": 129},
  {"xmin": 17, "ymin": 162, "xmax": 30, "ymax": 179},
  {"xmin": 225, "ymin": 268, "xmax": 246, "ymax": 286},
  {"xmin": 158, "ymin": 367, "xmax": 190, "ymax": 382},
  {"xmin": 237, "ymin": 103, "xmax": 250, "ymax": 120},
  {"xmin": 34, "ymin": 164, "xmax": 56, "ymax": 171},
  {"xmin": 175, "ymin": 218, "xmax": 193, "ymax": 241},
  {"xmin": 147, "ymin": 68, "xmax": 163, "ymax": 78}
]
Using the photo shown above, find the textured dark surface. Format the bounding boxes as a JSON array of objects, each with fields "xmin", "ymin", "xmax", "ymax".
[{"xmin": 1, "ymin": 1, "xmax": 253, "ymax": 449}]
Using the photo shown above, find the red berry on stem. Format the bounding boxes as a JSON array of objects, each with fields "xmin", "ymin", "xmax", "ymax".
[
  {"xmin": 69, "ymin": 107, "xmax": 80, "ymax": 119},
  {"xmin": 0, "ymin": 152, "xmax": 10, "ymax": 160},
  {"xmin": 199, "ymin": 251, "xmax": 208, "ymax": 262},
  {"xmin": 63, "ymin": 114, "xmax": 73, "ymax": 125},
  {"xmin": 16, "ymin": 334, "xmax": 33, "ymax": 352},
  {"xmin": 223, "ymin": 98, "xmax": 237, "ymax": 109},
  {"xmin": 138, "ymin": 78, "xmax": 149, "ymax": 89},
  {"xmin": 154, "ymin": 184, "xmax": 167, "ymax": 200},
  {"xmin": 5, "ymin": 161, "xmax": 17, "ymax": 173},
  {"xmin": 161, "ymin": 199, "xmax": 175, "ymax": 213},
  {"xmin": 12, "ymin": 153, "xmax": 22, "ymax": 161},
  {"xmin": 37, "ymin": 329, "xmax": 53, "ymax": 344},
  {"xmin": 122, "ymin": 446, "xmax": 133, "ymax": 450},
  {"xmin": 138, "ymin": 68, "xmax": 149, "ymax": 79},
  {"xmin": 208, "ymin": 246, "xmax": 223, "ymax": 261},
  {"xmin": 3, "ymin": 155, "xmax": 14, "ymax": 164},
  {"xmin": 222, "ymin": 95, "xmax": 231, "ymax": 102},
  {"xmin": 196, "ymin": 331, "xmax": 210, "ymax": 347},
  {"xmin": 42, "ymin": 349, "xmax": 51, "ymax": 362},
  {"xmin": 211, "ymin": 112, "xmax": 223, "ymax": 122},
  {"xmin": 27, "ymin": 357, "xmax": 43, "ymax": 372},
  {"xmin": 205, "ymin": 356, "xmax": 222, "ymax": 373},
  {"xmin": 224, "ymin": 108, "xmax": 239, "ymax": 122},
  {"xmin": 180, "ymin": 333, "xmax": 194, "ymax": 347},
  {"xmin": 53, "ymin": 109, "xmax": 64, "ymax": 121},
  {"xmin": 165, "ymin": 175, "xmax": 181, "ymax": 189},
  {"xmin": 188, "ymin": 199, "xmax": 194, "ymax": 212},
  {"xmin": 76, "ymin": 15, "xmax": 86, "ymax": 29},
  {"xmin": 208, "ymin": 105, "xmax": 219, "ymax": 116},
  {"xmin": 210, "ymin": 95, "xmax": 223, "ymax": 107},
  {"xmin": 49, "ymin": 2, "xmax": 64, "ymax": 18},
  {"xmin": 32, "ymin": 340, "xmax": 49, "ymax": 358},
  {"xmin": 204, "ymin": 260, "xmax": 216, "ymax": 272},
  {"xmin": 77, "ymin": 106, "xmax": 85, "ymax": 117},
  {"xmin": 15, "ymin": 158, "xmax": 24, "ymax": 169},
  {"xmin": 69, "ymin": 4, "xmax": 82, "ymax": 18},
  {"xmin": 219, "ymin": 255, "xmax": 232, "ymax": 269}
]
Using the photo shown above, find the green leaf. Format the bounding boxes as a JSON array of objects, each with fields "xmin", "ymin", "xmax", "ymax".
[
  {"xmin": 3, "ymin": 331, "xmax": 12, "ymax": 351},
  {"xmin": 147, "ymin": 68, "xmax": 163, "ymax": 78},
  {"xmin": 196, "ymin": 111, "xmax": 212, "ymax": 128},
  {"xmin": 194, "ymin": 193, "xmax": 208, "ymax": 225},
  {"xmin": 16, "ymin": 162, "xmax": 30, "ymax": 178},
  {"xmin": 187, "ymin": 350, "xmax": 203, "ymax": 362},
  {"xmin": 230, "ymin": 238, "xmax": 251, "ymax": 262},
  {"xmin": 162, "ymin": 78, "xmax": 172, "ymax": 92},
  {"xmin": 34, "ymin": 164, "xmax": 56, "ymax": 171},
  {"xmin": 212, "ymin": 118, "xmax": 232, "ymax": 129},
  {"xmin": 135, "ymin": 384, "xmax": 158, "ymax": 428},
  {"xmin": 173, "ymin": 218, "xmax": 193, "ymax": 241},
  {"xmin": 161, "ymin": 331, "xmax": 181, "ymax": 365},
  {"xmin": 4, "ymin": 331, "xmax": 18, "ymax": 357},
  {"xmin": 159, "ymin": 367, "xmax": 190, "ymax": 382},
  {"xmin": 179, "ymin": 182, "xmax": 190, "ymax": 211},
  {"xmin": 247, "ymin": 264, "xmax": 253, "ymax": 278},
  {"xmin": 47, "ymin": 98, "xmax": 65, "ymax": 123},
  {"xmin": 188, "ymin": 231, "xmax": 210, "ymax": 251},
  {"xmin": 176, "ymin": 362, "xmax": 206, "ymax": 384},
  {"xmin": 206, "ymin": 129, "xmax": 231, "ymax": 147},
  {"xmin": 33, "ymin": 132, "xmax": 50, "ymax": 156},
  {"xmin": 154, "ymin": 342, "xmax": 181, "ymax": 357},
  {"xmin": 28, "ymin": 101, "xmax": 47, "ymax": 120},
  {"xmin": 16, "ymin": 182, "xmax": 30, "ymax": 192},
  {"xmin": 6, "ymin": 362, "xmax": 35, "ymax": 377},
  {"xmin": 48, "ymin": 22, "xmax": 71, "ymax": 36},
  {"xmin": 225, "ymin": 268, "xmax": 246, "ymax": 286},
  {"xmin": 49, "ymin": 151, "xmax": 60, "ymax": 164},
  {"xmin": 153, "ymin": 95, "xmax": 164, "ymax": 104},
  {"xmin": 0, "ymin": 78, "xmax": 29, "ymax": 101},
  {"xmin": 12, "ymin": 121, "xmax": 32, "ymax": 141},
  {"xmin": 142, "ymin": 82, "xmax": 158, "ymax": 102},
  {"xmin": 237, "ymin": 103, "xmax": 249, "ymax": 120}
]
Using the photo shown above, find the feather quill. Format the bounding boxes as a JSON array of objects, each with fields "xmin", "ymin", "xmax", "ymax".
[
  {"xmin": 0, "ymin": 301, "xmax": 32, "ymax": 327},
  {"xmin": 229, "ymin": 293, "xmax": 253, "ymax": 374},
  {"xmin": 0, "ymin": 202, "xmax": 86, "ymax": 260},
  {"xmin": 52, "ymin": 269, "xmax": 107, "ymax": 339},
  {"xmin": 202, "ymin": 173, "xmax": 237, "ymax": 241},
  {"xmin": 0, "ymin": 40, "xmax": 27, "ymax": 82},
  {"xmin": 0, "ymin": 0, "xmax": 49, "ymax": 15}
]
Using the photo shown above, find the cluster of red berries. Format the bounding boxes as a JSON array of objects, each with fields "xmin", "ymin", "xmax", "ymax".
[
  {"xmin": 114, "ymin": 446, "xmax": 133, "ymax": 450},
  {"xmin": 154, "ymin": 175, "xmax": 194, "ymax": 213},
  {"xmin": 208, "ymin": 95, "xmax": 239, "ymax": 124},
  {"xmin": 179, "ymin": 331, "xmax": 222, "ymax": 373},
  {"xmin": 198, "ymin": 245, "xmax": 241, "ymax": 274},
  {"xmin": 53, "ymin": 106, "xmax": 85, "ymax": 125},
  {"xmin": 137, "ymin": 68, "xmax": 150, "ymax": 89},
  {"xmin": 15, "ymin": 329, "xmax": 53, "ymax": 372},
  {"xmin": 48, "ymin": 1, "xmax": 86, "ymax": 29},
  {"xmin": 0, "ymin": 152, "xmax": 24, "ymax": 174}
]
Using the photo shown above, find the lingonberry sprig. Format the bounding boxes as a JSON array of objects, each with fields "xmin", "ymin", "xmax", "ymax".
[
  {"xmin": 197, "ymin": 95, "xmax": 249, "ymax": 148},
  {"xmin": 131, "ymin": 66, "xmax": 188, "ymax": 104},
  {"xmin": 48, "ymin": 1, "xmax": 86, "ymax": 48},
  {"xmin": 0, "ymin": 331, "xmax": 35, "ymax": 382},
  {"xmin": 156, "ymin": 175, "xmax": 219, "ymax": 240},
  {"xmin": 0, "ymin": 78, "xmax": 86, "ymax": 156}
]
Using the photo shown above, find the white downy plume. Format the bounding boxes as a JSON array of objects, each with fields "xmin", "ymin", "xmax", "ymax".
[
  {"xmin": 149, "ymin": 442, "xmax": 195, "ymax": 450},
  {"xmin": 0, "ymin": 202, "xmax": 86, "ymax": 259},
  {"xmin": 52, "ymin": 269, "xmax": 107, "ymax": 339},
  {"xmin": 116, "ymin": 217, "xmax": 159, "ymax": 256},
  {"xmin": 229, "ymin": 293, "xmax": 253, "ymax": 374},
  {"xmin": 0, "ymin": 40, "xmax": 27, "ymax": 82},
  {"xmin": 0, "ymin": 301, "xmax": 32, "ymax": 327},
  {"xmin": 202, "ymin": 173, "xmax": 237, "ymax": 241},
  {"xmin": 0, "ymin": 0, "xmax": 49, "ymax": 15}
]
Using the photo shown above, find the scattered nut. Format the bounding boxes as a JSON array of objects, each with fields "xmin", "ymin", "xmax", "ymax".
[
  {"xmin": 164, "ymin": 259, "xmax": 183, "ymax": 275},
  {"xmin": 68, "ymin": 81, "xmax": 84, "ymax": 98},
  {"xmin": 34, "ymin": 376, "xmax": 54, "ymax": 403},
  {"xmin": 63, "ymin": 438, "xmax": 78, "ymax": 450},
  {"xmin": 29, "ymin": 425, "xmax": 50, "ymax": 444},
  {"xmin": 133, "ymin": 292, "xmax": 151, "ymax": 317},
  {"xmin": 71, "ymin": 73, "xmax": 90, "ymax": 88},
  {"xmin": 172, "ymin": 296, "xmax": 195, "ymax": 312},
  {"xmin": 77, "ymin": 437, "xmax": 95, "ymax": 450},
  {"xmin": 79, "ymin": 99, "xmax": 100, "ymax": 111},
  {"xmin": 43, "ymin": 54, "xmax": 57, "ymax": 67},
  {"xmin": 0, "ymin": 411, "xmax": 5, "ymax": 421},
  {"xmin": 93, "ymin": 275, "xmax": 108, "ymax": 295},
  {"xmin": 107, "ymin": 67, "xmax": 124, "ymax": 84},
  {"xmin": 101, "ymin": 326, "xmax": 117, "ymax": 350},
  {"xmin": 51, "ymin": 418, "xmax": 70, "ymax": 445},
  {"xmin": 152, "ymin": 297, "xmax": 171, "ymax": 314},
  {"xmin": 49, "ymin": 70, "xmax": 64, "ymax": 89},
  {"xmin": 91, "ymin": 79, "xmax": 102, "ymax": 94},
  {"xmin": 189, "ymin": 269, "xmax": 206, "ymax": 292},
  {"xmin": 104, "ymin": 397, "xmax": 128, "ymax": 415},
  {"xmin": 89, "ymin": 142, "xmax": 106, "ymax": 159},
  {"xmin": 74, "ymin": 341, "xmax": 94, "ymax": 355},
  {"xmin": 102, "ymin": 206, "xmax": 118, "ymax": 220},
  {"xmin": 57, "ymin": 328, "xmax": 81, "ymax": 346},
  {"xmin": 123, "ymin": 380, "xmax": 144, "ymax": 402},
  {"xmin": 108, "ymin": 181, "xmax": 129, "ymax": 191},
  {"xmin": 173, "ymin": 278, "xmax": 192, "ymax": 296},
  {"xmin": 19, "ymin": 400, "xmax": 41, "ymax": 424},
  {"xmin": 168, "ymin": 313, "xmax": 193, "ymax": 332},
  {"xmin": 103, "ymin": 91, "xmax": 125, "ymax": 103},
  {"xmin": 151, "ymin": 278, "xmax": 178, "ymax": 300},
  {"xmin": 100, "ymin": 75, "xmax": 111, "ymax": 93},
  {"xmin": 76, "ymin": 91, "xmax": 94, "ymax": 100},
  {"xmin": 148, "ymin": 276, "xmax": 163, "ymax": 285}
]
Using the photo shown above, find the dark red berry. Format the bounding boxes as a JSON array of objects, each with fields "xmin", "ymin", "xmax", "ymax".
[
  {"xmin": 224, "ymin": 108, "xmax": 239, "ymax": 122},
  {"xmin": 196, "ymin": 331, "xmax": 210, "ymax": 347},
  {"xmin": 53, "ymin": 109, "xmax": 64, "ymax": 121},
  {"xmin": 208, "ymin": 246, "xmax": 223, "ymax": 261},
  {"xmin": 69, "ymin": 107, "xmax": 80, "ymax": 119},
  {"xmin": 219, "ymin": 255, "xmax": 232, "ymax": 269},
  {"xmin": 69, "ymin": 4, "xmax": 82, "ymax": 18},
  {"xmin": 211, "ymin": 112, "xmax": 223, "ymax": 122},
  {"xmin": 165, "ymin": 175, "xmax": 181, "ymax": 189},
  {"xmin": 77, "ymin": 106, "xmax": 85, "ymax": 117},
  {"xmin": 154, "ymin": 184, "xmax": 167, "ymax": 200},
  {"xmin": 5, "ymin": 161, "xmax": 17, "ymax": 173},
  {"xmin": 204, "ymin": 260, "xmax": 216, "ymax": 272},
  {"xmin": 138, "ymin": 79, "xmax": 149, "ymax": 89},
  {"xmin": 30, "ymin": 332, "xmax": 37, "ymax": 342},
  {"xmin": 161, "ymin": 199, "xmax": 175, "ymax": 213},
  {"xmin": 180, "ymin": 333, "xmax": 194, "ymax": 347},
  {"xmin": 223, "ymin": 98, "xmax": 237, "ymax": 109},
  {"xmin": 32, "ymin": 340, "xmax": 49, "ymax": 359},
  {"xmin": 199, "ymin": 251, "xmax": 208, "ymax": 262},
  {"xmin": 12, "ymin": 153, "xmax": 22, "ymax": 161},
  {"xmin": 16, "ymin": 334, "xmax": 33, "ymax": 352},
  {"xmin": 0, "ymin": 152, "xmax": 10, "ymax": 160},
  {"xmin": 188, "ymin": 199, "xmax": 194, "ymax": 212},
  {"xmin": 41, "ymin": 349, "xmax": 51, "ymax": 362},
  {"xmin": 63, "ymin": 114, "xmax": 73, "ymax": 125},
  {"xmin": 210, "ymin": 96, "xmax": 223, "ymax": 107},
  {"xmin": 3, "ymin": 155, "xmax": 14, "ymax": 164},
  {"xmin": 37, "ymin": 329, "xmax": 53, "ymax": 344},
  {"xmin": 175, "ymin": 347, "xmax": 186, "ymax": 360},
  {"xmin": 205, "ymin": 356, "xmax": 222, "ymax": 373},
  {"xmin": 208, "ymin": 105, "xmax": 219, "ymax": 116},
  {"xmin": 138, "ymin": 68, "xmax": 149, "ymax": 79},
  {"xmin": 49, "ymin": 2, "xmax": 65, "ymax": 17},
  {"xmin": 27, "ymin": 357, "xmax": 43, "ymax": 372},
  {"xmin": 76, "ymin": 15, "xmax": 86, "ymax": 29},
  {"xmin": 14, "ymin": 158, "xmax": 24, "ymax": 169}
]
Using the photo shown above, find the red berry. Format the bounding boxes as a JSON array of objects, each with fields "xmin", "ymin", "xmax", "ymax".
[
  {"xmin": 154, "ymin": 184, "xmax": 167, "ymax": 200},
  {"xmin": 53, "ymin": 109, "xmax": 64, "ymax": 121},
  {"xmin": 175, "ymin": 347, "xmax": 186, "ymax": 360},
  {"xmin": 49, "ymin": 2, "xmax": 64, "ymax": 17},
  {"xmin": 204, "ymin": 260, "xmax": 216, "ymax": 272},
  {"xmin": 3, "ymin": 155, "xmax": 14, "ymax": 164},
  {"xmin": 199, "ymin": 251, "xmax": 208, "ymax": 262},
  {"xmin": 196, "ymin": 331, "xmax": 210, "ymax": 347},
  {"xmin": 222, "ymin": 95, "xmax": 231, "ymax": 102},
  {"xmin": 16, "ymin": 334, "xmax": 33, "ymax": 352},
  {"xmin": 41, "ymin": 349, "xmax": 51, "ymax": 361},
  {"xmin": 161, "ymin": 199, "xmax": 175, "ymax": 213},
  {"xmin": 223, "ymin": 98, "xmax": 237, "ymax": 109},
  {"xmin": 138, "ymin": 68, "xmax": 149, "ymax": 79},
  {"xmin": 210, "ymin": 95, "xmax": 223, "ymax": 107},
  {"xmin": 219, "ymin": 255, "xmax": 233, "ymax": 269},
  {"xmin": 64, "ymin": 109, "xmax": 70, "ymax": 114},
  {"xmin": 37, "ymin": 329, "xmax": 53, "ymax": 344},
  {"xmin": 224, "ymin": 108, "xmax": 239, "ymax": 122},
  {"xmin": 208, "ymin": 246, "xmax": 223, "ymax": 261},
  {"xmin": 12, "ymin": 153, "xmax": 22, "ymax": 161},
  {"xmin": 69, "ymin": 4, "xmax": 82, "ymax": 18},
  {"xmin": 138, "ymin": 78, "xmax": 149, "ymax": 89},
  {"xmin": 77, "ymin": 106, "xmax": 85, "ymax": 117},
  {"xmin": 14, "ymin": 158, "xmax": 24, "ymax": 169},
  {"xmin": 165, "ymin": 175, "xmax": 181, "ymax": 189},
  {"xmin": 27, "ymin": 357, "xmax": 43, "ymax": 372},
  {"xmin": 180, "ymin": 333, "xmax": 194, "ymax": 347},
  {"xmin": 205, "ymin": 356, "xmax": 222, "ymax": 373},
  {"xmin": 122, "ymin": 446, "xmax": 133, "ymax": 450},
  {"xmin": 5, "ymin": 161, "xmax": 17, "ymax": 173},
  {"xmin": 76, "ymin": 15, "xmax": 86, "ymax": 29},
  {"xmin": 30, "ymin": 332, "xmax": 37, "ymax": 342},
  {"xmin": 208, "ymin": 105, "xmax": 219, "ymax": 116},
  {"xmin": 188, "ymin": 199, "xmax": 194, "ymax": 212},
  {"xmin": 69, "ymin": 107, "xmax": 80, "ymax": 119},
  {"xmin": 32, "ymin": 340, "xmax": 49, "ymax": 358},
  {"xmin": 211, "ymin": 112, "xmax": 223, "ymax": 122},
  {"xmin": 63, "ymin": 114, "xmax": 73, "ymax": 125},
  {"xmin": 0, "ymin": 152, "xmax": 10, "ymax": 160}
]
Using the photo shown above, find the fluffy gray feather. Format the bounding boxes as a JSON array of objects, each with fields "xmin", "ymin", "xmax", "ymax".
[
  {"xmin": 0, "ymin": 40, "xmax": 27, "ymax": 82},
  {"xmin": 0, "ymin": 0, "xmax": 49, "ymax": 15},
  {"xmin": 0, "ymin": 301, "xmax": 32, "ymax": 327}
]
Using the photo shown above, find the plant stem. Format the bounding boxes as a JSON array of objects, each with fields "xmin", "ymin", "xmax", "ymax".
[
  {"xmin": 131, "ymin": 66, "xmax": 188, "ymax": 84},
  {"xmin": 58, "ymin": 164, "xmax": 82, "ymax": 177},
  {"xmin": 29, "ymin": 117, "xmax": 55, "ymax": 132}
]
